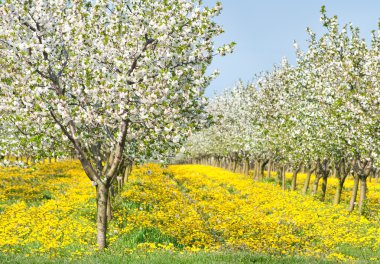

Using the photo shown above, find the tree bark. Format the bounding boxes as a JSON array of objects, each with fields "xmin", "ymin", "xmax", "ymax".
[
  {"xmin": 349, "ymin": 175, "xmax": 359, "ymax": 212},
  {"xmin": 243, "ymin": 158, "xmax": 249, "ymax": 176},
  {"xmin": 321, "ymin": 175, "xmax": 328, "ymax": 201},
  {"xmin": 291, "ymin": 165, "xmax": 302, "ymax": 191},
  {"xmin": 257, "ymin": 160, "xmax": 262, "ymax": 180},
  {"xmin": 96, "ymin": 183, "xmax": 109, "ymax": 250},
  {"xmin": 238, "ymin": 161, "xmax": 244, "ymax": 174},
  {"xmin": 123, "ymin": 163, "xmax": 132, "ymax": 184},
  {"xmin": 266, "ymin": 160, "xmax": 272, "ymax": 178},
  {"xmin": 277, "ymin": 167, "xmax": 282, "ymax": 186},
  {"xmin": 260, "ymin": 160, "xmax": 269, "ymax": 180},
  {"xmin": 282, "ymin": 166, "xmax": 286, "ymax": 190},
  {"xmin": 232, "ymin": 159, "xmax": 237, "ymax": 173},
  {"xmin": 313, "ymin": 159, "xmax": 330, "ymax": 199},
  {"xmin": 333, "ymin": 179, "xmax": 344, "ymax": 205},
  {"xmin": 302, "ymin": 166, "xmax": 315, "ymax": 195},
  {"xmin": 253, "ymin": 160, "xmax": 258, "ymax": 180},
  {"xmin": 358, "ymin": 176, "xmax": 367, "ymax": 215},
  {"xmin": 107, "ymin": 189, "xmax": 112, "ymax": 221},
  {"xmin": 221, "ymin": 158, "xmax": 225, "ymax": 169},
  {"xmin": 311, "ymin": 175, "xmax": 321, "ymax": 195},
  {"xmin": 351, "ymin": 158, "xmax": 373, "ymax": 213}
]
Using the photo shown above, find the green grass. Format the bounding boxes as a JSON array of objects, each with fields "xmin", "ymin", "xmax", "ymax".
[
  {"xmin": 0, "ymin": 251, "xmax": 334, "ymax": 264},
  {"xmin": 113, "ymin": 227, "xmax": 183, "ymax": 250},
  {"xmin": 335, "ymin": 243, "xmax": 380, "ymax": 262},
  {"xmin": 0, "ymin": 224, "xmax": 335, "ymax": 264}
]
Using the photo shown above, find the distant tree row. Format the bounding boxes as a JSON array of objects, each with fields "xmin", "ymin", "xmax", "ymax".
[{"xmin": 182, "ymin": 7, "xmax": 380, "ymax": 215}]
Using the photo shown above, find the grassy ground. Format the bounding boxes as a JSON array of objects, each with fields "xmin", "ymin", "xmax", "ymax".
[
  {"xmin": 0, "ymin": 251, "xmax": 334, "ymax": 264},
  {"xmin": 2, "ymin": 162, "xmax": 380, "ymax": 263}
]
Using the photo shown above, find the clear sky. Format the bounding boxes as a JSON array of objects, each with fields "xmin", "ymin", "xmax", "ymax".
[{"xmin": 203, "ymin": 0, "xmax": 380, "ymax": 97}]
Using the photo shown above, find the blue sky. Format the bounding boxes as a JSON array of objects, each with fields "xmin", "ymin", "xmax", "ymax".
[{"xmin": 203, "ymin": 1, "xmax": 380, "ymax": 97}]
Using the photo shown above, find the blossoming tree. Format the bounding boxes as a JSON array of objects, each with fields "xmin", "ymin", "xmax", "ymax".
[{"xmin": 0, "ymin": 0, "xmax": 233, "ymax": 249}]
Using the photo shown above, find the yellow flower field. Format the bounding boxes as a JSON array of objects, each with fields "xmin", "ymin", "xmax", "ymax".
[
  {"xmin": 275, "ymin": 170, "xmax": 380, "ymax": 216},
  {"xmin": 167, "ymin": 165, "xmax": 380, "ymax": 261},
  {"xmin": 115, "ymin": 164, "xmax": 380, "ymax": 261},
  {"xmin": 1, "ymin": 161, "xmax": 380, "ymax": 262},
  {"xmin": 0, "ymin": 161, "xmax": 96, "ymax": 257}
]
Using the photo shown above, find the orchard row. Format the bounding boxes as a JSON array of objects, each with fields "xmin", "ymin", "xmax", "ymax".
[{"xmin": 182, "ymin": 8, "xmax": 380, "ymax": 215}]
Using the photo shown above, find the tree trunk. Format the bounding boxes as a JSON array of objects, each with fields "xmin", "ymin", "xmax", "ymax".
[
  {"xmin": 321, "ymin": 176, "xmax": 328, "ymax": 201},
  {"xmin": 349, "ymin": 175, "xmax": 360, "ymax": 212},
  {"xmin": 257, "ymin": 160, "xmax": 264, "ymax": 180},
  {"xmin": 123, "ymin": 164, "xmax": 132, "ymax": 184},
  {"xmin": 358, "ymin": 176, "xmax": 367, "ymax": 215},
  {"xmin": 282, "ymin": 167, "xmax": 286, "ymax": 190},
  {"xmin": 291, "ymin": 165, "xmax": 302, "ymax": 191},
  {"xmin": 107, "ymin": 189, "xmax": 112, "ymax": 221},
  {"xmin": 267, "ymin": 160, "xmax": 272, "ymax": 178},
  {"xmin": 238, "ymin": 161, "xmax": 244, "ymax": 174},
  {"xmin": 311, "ymin": 175, "xmax": 321, "ymax": 195},
  {"xmin": 97, "ymin": 183, "xmax": 109, "ymax": 250},
  {"xmin": 253, "ymin": 160, "xmax": 258, "ymax": 180},
  {"xmin": 232, "ymin": 159, "xmax": 237, "ymax": 173},
  {"xmin": 256, "ymin": 161, "xmax": 260, "ymax": 180},
  {"xmin": 333, "ymin": 179, "xmax": 344, "ymax": 205},
  {"xmin": 117, "ymin": 176, "xmax": 123, "ymax": 191},
  {"xmin": 302, "ymin": 167, "xmax": 315, "ymax": 195},
  {"xmin": 243, "ymin": 158, "xmax": 249, "ymax": 176},
  {"xmin": 260, "ymin": 160, "xmax": 268, "ymax": 180},
  {"xmin": 277, "ymin": 167, "xmax": 282, "ymax": 186}
]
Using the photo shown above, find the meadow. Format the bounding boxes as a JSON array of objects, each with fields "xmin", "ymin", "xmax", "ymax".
[
  {"xmin": 1, "ymin": 161, "xmax": 380, "ymax": 263},
  {"xmin": 3, "ymin": 2, "xmax": 380, "ymax": 263}
]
